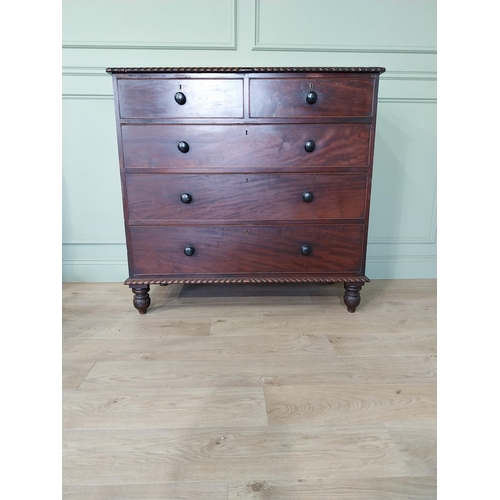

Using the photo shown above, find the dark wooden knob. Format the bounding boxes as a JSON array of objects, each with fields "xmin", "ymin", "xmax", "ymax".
[
  {"xmin": 303, "ymin": 192, "xmax": 314, "ymax": 202},
  {"xmin": 301, "ymin": 245, "xmax": 312, "ymax": 255},
  {"xmin": 184, "ymin": 246, "xmax": 195, "ymax": 256},
  {"xmin": 304, "ymin": 141, "xmax": 315, "ymax": 152},
  {"xmin": 174, "ymin": 92, "xmax": 186, "ymax": 105},
  {"xmin": 178, "ymin": 141, "xmax": 190, "ymax": 153},
  {"xmin": 180, "ymin": 193, "xmax": 192, "ymax": 204},
  {"xmin": 306, "ymin": 91, "xmax": 317, "ymax": 104}
]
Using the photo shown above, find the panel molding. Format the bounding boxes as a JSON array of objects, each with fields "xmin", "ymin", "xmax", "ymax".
[
  {"xmin": 253, "ymin": 0, "xmax": 436, "ymax": 54},
  {"xmin": 62, "ymin": 94, "xmax": 113, "ymax": 100},
  {"xmin": 62, "ymin": 240, "xmax": 125, "ymax": 245},
  {"xmin": 62, "ymin": 67, "xmax": 110, "ymax": 77},
  {"xmin": 369, "ymin": 180, "xmax": 437, "ymax": 245},
  {"xmin": 63, "ymin": 0, "xmax": 237, "ymax": 51},
  {"xmin": 378, "ymin": 98, "xmax": 437, "ymax": 104}
]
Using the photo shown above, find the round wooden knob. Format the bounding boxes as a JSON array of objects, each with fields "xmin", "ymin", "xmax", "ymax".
[
  {"xmin": 180, "ymin": 193, "xmax": 192, "ymax": 204},
  {"xmin": 174, "ymin": 92, "xmax": 186, "ymax": 105},
  {"xmin": 178, "ymin": 141, "xmax": 190, "ymax": 153},
  {"xmin": 301, "ymin": 245, "xmax": 312, "ymax": 255},
  {"xmin": 184, "ymin": 246, "xmax": 195, "ymax": 256},
  {"xmin": 303, "ymin": 192, "xmax": 314, "ymax": 202},
  {"xmin": 304, "ymin": 141, "xmax": 315, "ymax": 152},
  {"xmin": 306, "ymin": 91, "xmax": 317, "ymax": 104}
]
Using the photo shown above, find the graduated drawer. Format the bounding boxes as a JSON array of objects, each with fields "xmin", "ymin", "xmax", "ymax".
[
  {"xmin": 129, "ymin": 224, "xmax": 364, "ymax": 275},
  {"xmin": 122, "ymin": 124, "xmax": 371, "ymax": 169},
  {"xmin": 117, "ymin": 78, "xmax": 243, "ymax": 119},
  {"xmin": 126, "ymin": 173, "xmax": 368, "ymax": 222},
  {"xmin": 249, "ymin": 77, "xmax": 375, "ymax": 118}
]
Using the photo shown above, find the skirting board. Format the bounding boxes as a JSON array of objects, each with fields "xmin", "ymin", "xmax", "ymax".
[{"xmin": 62, "ymin": 256, "xmax": 436, "ymax": 282}]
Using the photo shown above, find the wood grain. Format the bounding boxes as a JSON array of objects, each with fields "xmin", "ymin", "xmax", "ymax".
[
  {"xmin": 249, "ymin": 76, "xmax": 375, "ymax": 118},
  {"xmin": 62, "ymin": 318, "xmax": 211, "ymax": 339},
  {"xmin": 209, "ymin": 313, "xmax": 437, "ymax": 334},
  {"xmin": 385, "ymin": 422, "xmax": 437, "ymax": 476},
  {"xmin": 63, "ymin": 361, "xmax": 95, "ymax": 390},
  {"xmin": 63, "ymin": 482, "xmax": 227, "ymax": 500},
  {"xmin": 129, "ymin": 224, "xmax": 365, "ymax": 276},
  {"xmin": 76, "ymin": 357, "xmax": 344, "ymax": 390},
  {"xmin": 121, "ymin": 123, "xmax": 371, "ymax": 169},
  {"xmin": 62, "ymin": 280, "xmax": 436, "ymax": 498},
  {"xmin": 126, "ymin": 172, "xmax": 368, "ymax": 222},
  {"xmin": 327, "ymin": 333, "xmax": 437, "ymax": 357},
  {"xmin": 228, "ymin": 477, "xmax": 437, "ymax": 500},
  {"xmin": 62, "ymin": 425, "xmax": 411, "ymax": 485},
  {"xmin": 63, "ymin": 387, "xmax": 267, "ymax": 430},
  {"xmin": 264, "ymin": 384, "xmax": 436, "ymax": 426},
  {"xmin": 62, "ymin": 333, "xmax": 333, "ymax": 362}
]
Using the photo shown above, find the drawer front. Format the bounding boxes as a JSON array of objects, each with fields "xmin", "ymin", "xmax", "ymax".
[
  {"xmin": 249, "ymin": 77, "xmax": 375, "ymax": 118},
  {"xmin": 126, "ymin": 173, "xmax": 368, "ymax": 221},
  {"xmin": 117, "ymin": 78, "xmax": 243, "ymax": 118},
  {"xmin": 129, "ymin": 224, "xmax": 364, "ymax": 275},
  {"xmin": 122, "ymin": 124, "xmax": 371, "ymax": 169}
]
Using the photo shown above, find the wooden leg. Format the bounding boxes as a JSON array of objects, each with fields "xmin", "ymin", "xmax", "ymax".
[
  {"xmin": 343, "ymin": 283, "xmax": 364, "ymax": 313},
  {"xmin": 130, "ymin": 285, "xmax": 151, "ymax": 314}
]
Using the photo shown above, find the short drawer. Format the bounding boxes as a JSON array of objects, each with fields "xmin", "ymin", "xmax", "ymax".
[
  {"xmin": 129, "ymin": 224, "xmax": 364, "ymax": 275},
  {"xmin": 122, "ymin": 124, "xmax": 371, "ymax": 169},
  {"xmin": 117, "ymin": 78, "xmax": 243, "ymax": 118},
  {"xmin": 249, "ymin": 77, "xmax": 375, "ymax": 118},
  {"xmin": 126, "ymin": 173, "xmax": 368, "ymax": 222}
]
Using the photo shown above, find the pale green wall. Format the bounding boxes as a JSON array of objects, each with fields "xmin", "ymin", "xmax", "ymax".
[{"xmin": 62, "ymin": 0, "xmax": 437, "ymax": 282}]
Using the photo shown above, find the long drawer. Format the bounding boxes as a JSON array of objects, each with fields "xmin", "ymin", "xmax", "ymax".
[
  {"xmin": 126, "ymin": 173, "xmax": 368, "ymax": 222},
  {"xmin": 117, "ymin": 78, "xmax": 244, "ymax": 119},
  {"xmin": 129, "ymin": 224, "xmax": 364, "ymax": 275},
  {"xmin": 121, "ymin": 124, "xmax": 371, "ymax": 169}
]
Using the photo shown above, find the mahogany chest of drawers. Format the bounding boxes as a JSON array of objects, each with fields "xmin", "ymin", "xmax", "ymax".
[{"xmin": 106, "ymin": 67, "xmax": 385, "ymax": 313}]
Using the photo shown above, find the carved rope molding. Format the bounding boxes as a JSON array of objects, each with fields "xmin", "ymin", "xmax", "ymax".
[
  {"xmin": 106, "ymin": 67, "xmax": 386, "ymax": 74},
  {"xmin": 125, "ymin": 277, "xmax": 370, "ymax": 285}
]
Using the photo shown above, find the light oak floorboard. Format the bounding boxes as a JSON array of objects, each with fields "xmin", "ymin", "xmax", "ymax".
[
  {"xmin": 62, "ymin": 481, "xmax": 227, "ymax": 500},
  {"xmin": 264, "ymin": 384, "xmax": 436, "ymax": 426},
  {"xmin": 63, "ymin": 361, "xmax": 95, "ymax": 390},
  {"xmin": 334, "ymin": 356, "xmax": 436, "ymax": 384},
  {"xmin": 63, "ymin": 387, "xmax": 267, "ymax": 430},
  {"xmin": 63, "ymin": 304, "xmax": 138, "ymax": 321},
  {"xmin": 210, "ymin": 315, "xmax": 436, "ymax": 336},
  {"xmin": 62, "ymin": 333, "xmax": 334, "ymax": 362},
  {"xmin": 385, "ymin": 422, "xmax": 437, "ymax": 476},
  {"xmin": 63, "ymin": 318, "xmax": 211, "ymax": 339},
  {"xmin": 228, "ymin": 476, "xmax": 437, "ymax": 499},
  {"xmin": 62, "ymin": 280, "xmax": 436, "ymax": 497},
  {"xmin": 327, "ymin": 333, "xmax": 437, "ymax": 357},
  {"xmin": 77, "ymin": 357, "xmax": 344, "ymax": 390},
  {"xmin": 62, "ymin": 424, "xmax": 411, "ymax": 485}
]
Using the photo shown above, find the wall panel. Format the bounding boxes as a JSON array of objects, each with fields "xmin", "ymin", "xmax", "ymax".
[
  {"xmin": 63, "ymin": 0, "xmax": 237, "ymax": 50},
  {"xmin": 62, "ymin": 0, "xmax": 436, "ymax": 281},
  {"xmin": 254, "ymin": 0, "xmax": 436, "ymax": 53}
]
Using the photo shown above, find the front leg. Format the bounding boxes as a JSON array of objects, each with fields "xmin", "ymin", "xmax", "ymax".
[
  {"xmin": 343, "ymin": 283, "xmax": 364, "ymax": 313},
  {"xmin": 130, "ymin": 285, "xmax": 151, "ymax": 314}
]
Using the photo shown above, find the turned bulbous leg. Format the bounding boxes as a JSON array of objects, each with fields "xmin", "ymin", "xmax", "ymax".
[
  {"xmin": 130, "ymin": 285, "xmax": 151, "ymax": 314},
  {"xmin": 343, "ymin": 283, "xmax": 364, "ymax": 313}
]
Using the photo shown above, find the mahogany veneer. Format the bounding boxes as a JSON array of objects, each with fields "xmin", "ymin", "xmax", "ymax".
[{"xmin": 107, "ymin": 67, "xmax": 385, "ymax": 313}]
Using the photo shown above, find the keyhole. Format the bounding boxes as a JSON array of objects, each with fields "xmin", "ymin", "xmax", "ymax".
[
  {"xmin": 245, "ymin": 130, "xmax": 248, "ymax": 135},
  {"xmin": 245, "ymin": 178, "xmax": 249, "ymax": 183},
  {"xmin": 179, "ymin": 84, "xmax": 182, "ymax": 90},
  {"xmin": 309, "ymin": 83, "xmax": 314, "ymax": 89}
]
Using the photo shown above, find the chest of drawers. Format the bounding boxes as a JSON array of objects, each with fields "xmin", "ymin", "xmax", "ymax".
[{"xmin": 106, "ymin": 66, "xmax": 385, "ymax": 313}]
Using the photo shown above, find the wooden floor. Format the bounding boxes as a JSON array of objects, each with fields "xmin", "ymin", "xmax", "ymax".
[{"xmin": 62, "ymin": 279, "xmax": 437, "ymax": 499}]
